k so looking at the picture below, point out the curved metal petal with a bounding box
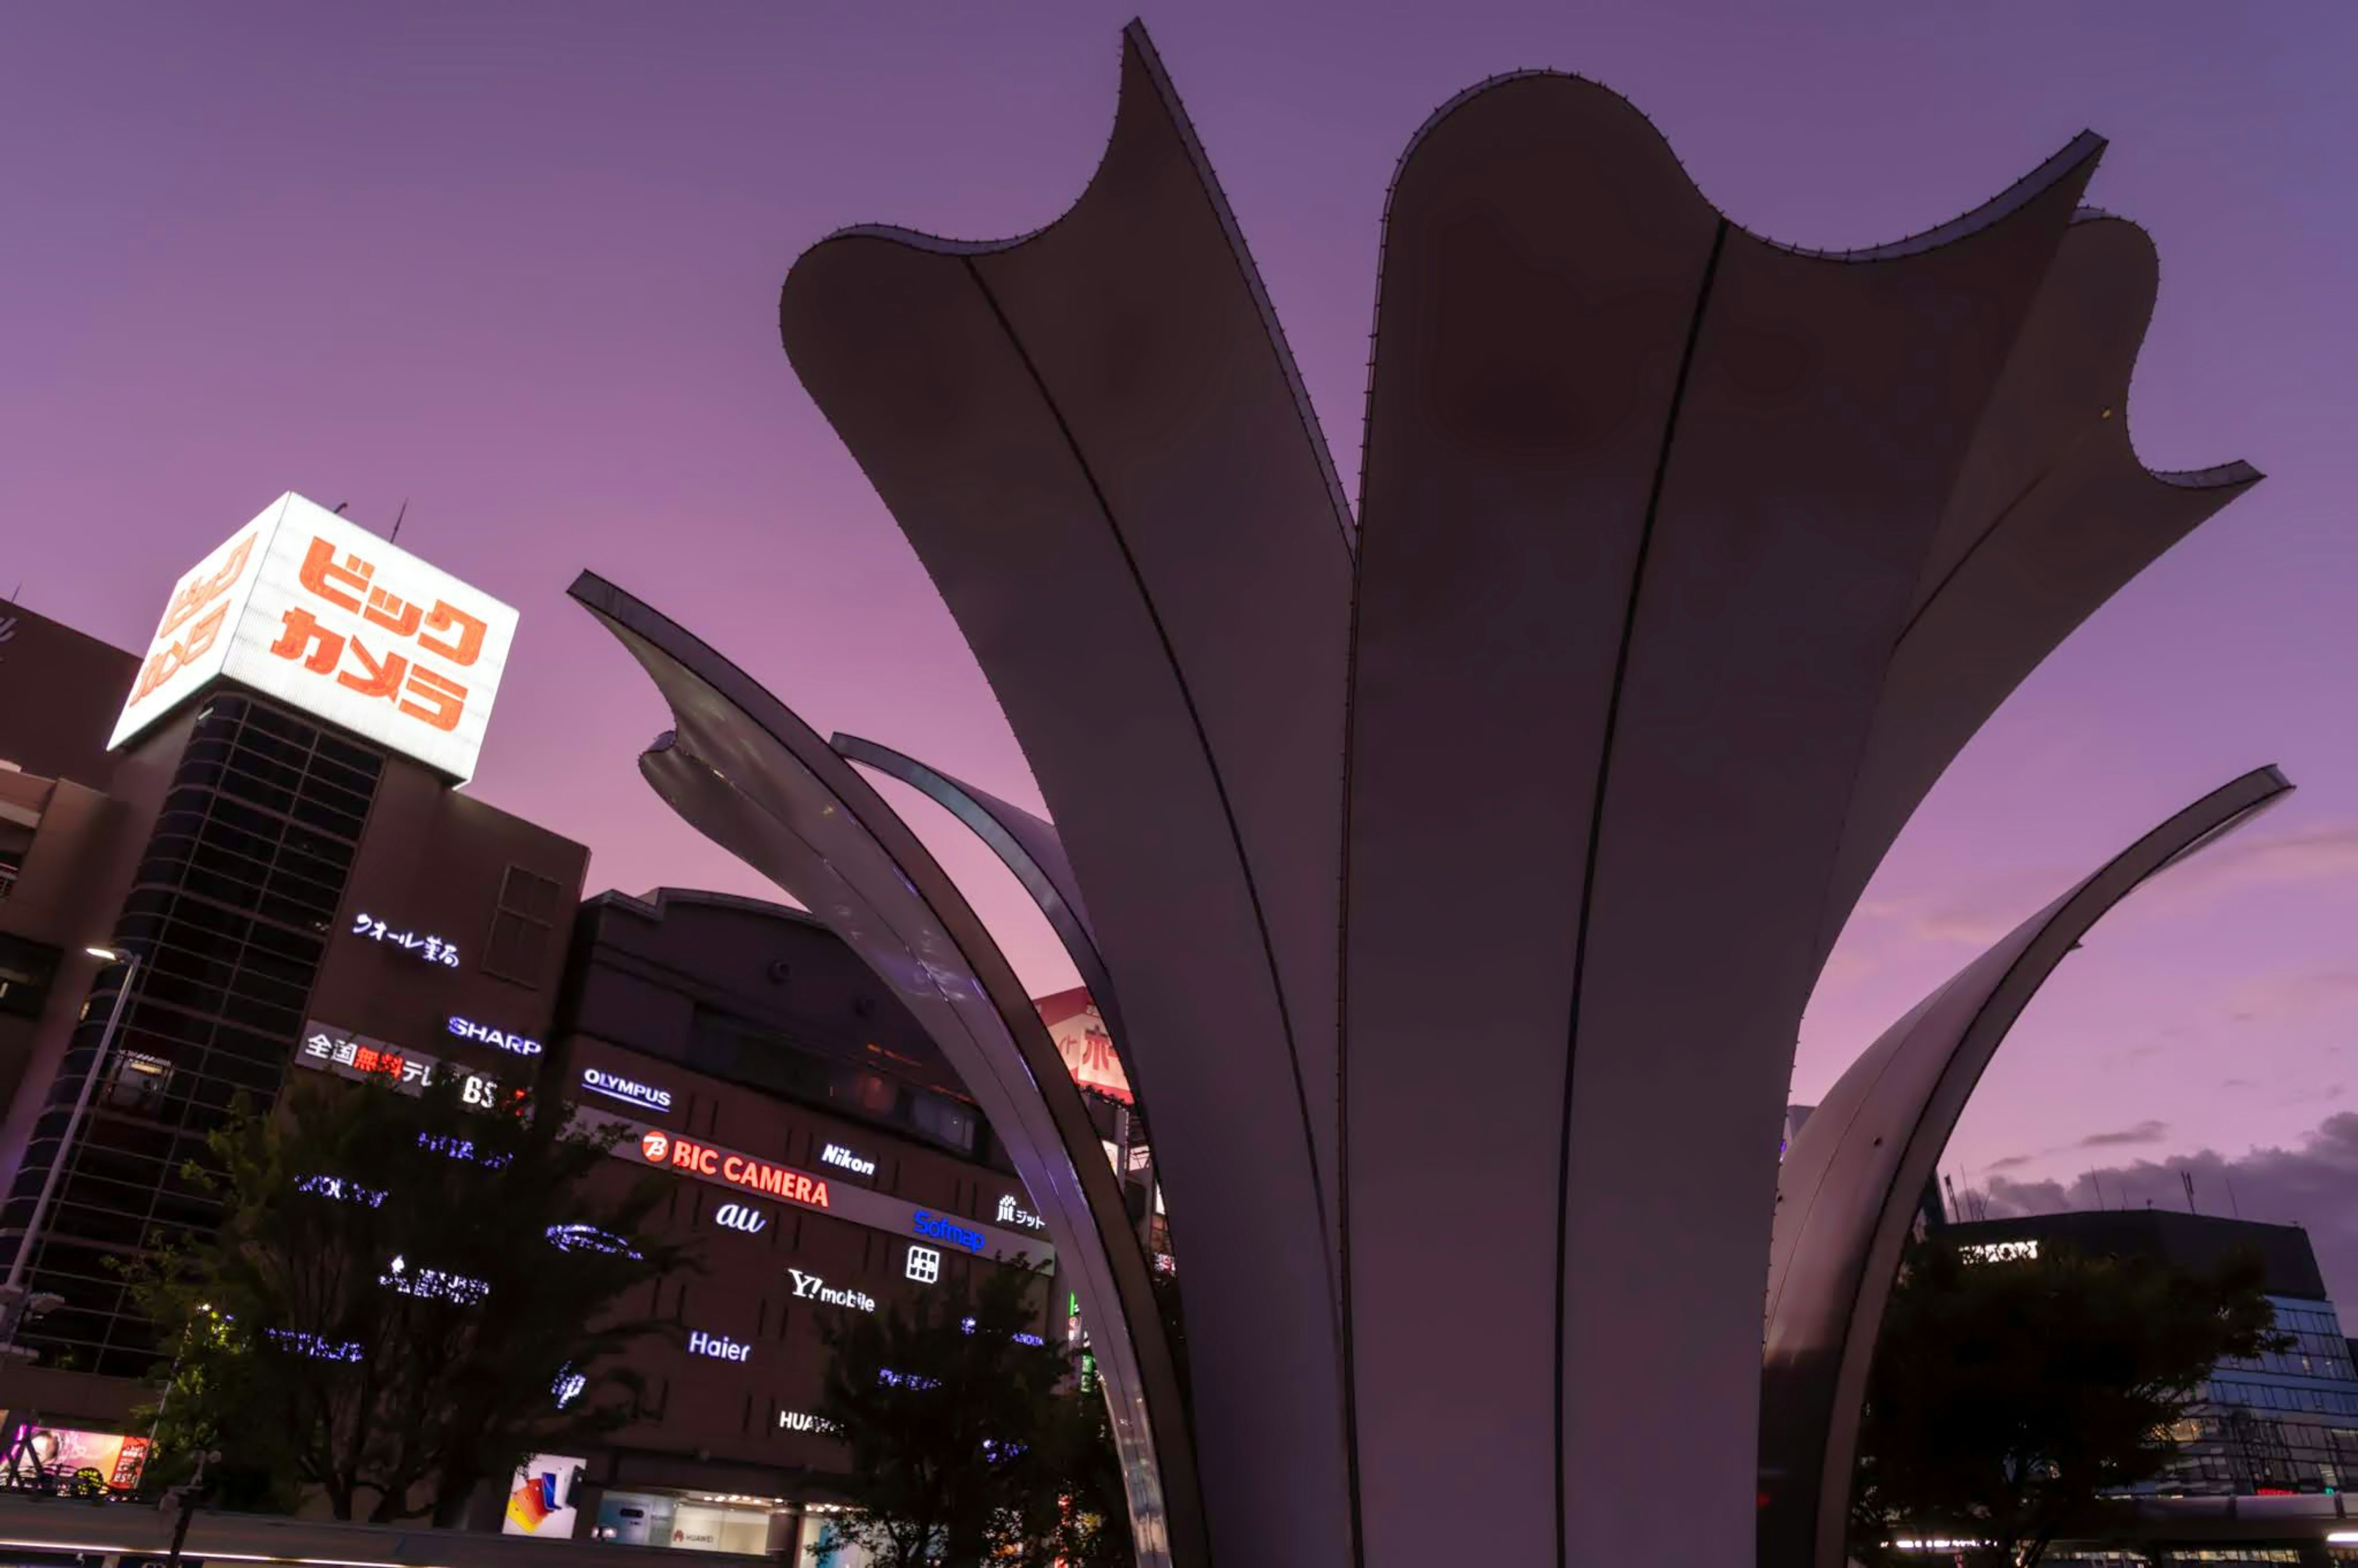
[1348,65,2125,1568]
[567,572,1204,1568]
[780,26,1355,1568]
[1762,764,2292,1568]
[831,732,1127,1055]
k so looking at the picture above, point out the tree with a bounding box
[1850,1235,2285,1568]
[125,1068,688,1523]
[811,1260,1129,1568]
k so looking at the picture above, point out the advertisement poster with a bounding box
[1035,988,1131,1104]
[504,1453,585,1539]
[9,1425,151,1491]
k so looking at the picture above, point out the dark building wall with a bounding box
[553,890,1055,1498]
[1945,1209,2328,1300]
[0,604,139,788]
[308,760,588,1069]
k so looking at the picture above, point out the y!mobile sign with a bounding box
[107,492,519,782]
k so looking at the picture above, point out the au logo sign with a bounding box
[715,1202,766,1235]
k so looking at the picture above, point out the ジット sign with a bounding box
[106,492,519,783]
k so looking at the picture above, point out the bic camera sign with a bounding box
[108,492,519,783]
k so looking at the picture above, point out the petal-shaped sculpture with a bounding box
[1762,764,2290,1568]
[566,572,1205,1568]
[782,26,1355,1568]
[774,24,2261,1568]
[832,732,1127,1054]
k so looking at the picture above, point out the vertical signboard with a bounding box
[109,492,519,782]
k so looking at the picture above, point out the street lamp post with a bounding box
[0,946,144,1331]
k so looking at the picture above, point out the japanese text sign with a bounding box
[107,493,519,782]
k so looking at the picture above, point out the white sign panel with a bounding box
[109,492,519,783]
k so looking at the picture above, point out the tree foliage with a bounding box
[124,1069,688,1523]
[812,1262,1132,1568]
[1850,1235,2286,1568]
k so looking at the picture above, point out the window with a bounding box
[0,934,60,1019]
[104,1054,173,1115]
[0,839,25,903]
[484,865,564,987]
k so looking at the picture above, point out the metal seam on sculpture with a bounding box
[1548,214,1729,1568]
[952,253,1347,1325]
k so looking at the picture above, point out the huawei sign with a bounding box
[108,493,519,783]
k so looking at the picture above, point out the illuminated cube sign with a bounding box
[108,492,519,783]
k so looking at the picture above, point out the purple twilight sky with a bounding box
[6,2,2356,1288]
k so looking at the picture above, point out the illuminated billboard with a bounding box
[107,492,519,782]
[1037,987,1132,1104]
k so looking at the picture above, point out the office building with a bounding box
[1942,1208,2358,1496]
[0,494,1129,1550]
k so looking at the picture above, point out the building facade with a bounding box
[0,498,1130,1553]
[1942,1209,2358,1497]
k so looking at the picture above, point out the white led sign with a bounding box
[714,1202,767,1235]
[777,1410,839,1435]
[788,1269,876,1313]
[355,915,461,968]
[995,1194,1046,1232]
[687,1329,752,1364]
[447,1015,540,1055]
[582,1066,673,1113]
[108,492,519,783]
[905,1245,941,1284]
[1959,1239,2039,1265]
[820,1143,877,1178]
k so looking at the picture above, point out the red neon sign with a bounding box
[637,1130,828,1211]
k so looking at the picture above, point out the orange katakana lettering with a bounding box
[417,601,486,666]
[362,586,423,637]
[397,666,467,732]
[336,638,407,700]
[267,608,343,674]
[131,600,234,702]
[158,534,255,639]
[298,535,374,612]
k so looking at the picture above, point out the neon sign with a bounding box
[789,1269,876,1312]
[352,914,462,967]
[687,1329,752,1364]
[995,1194,1046,1232]
[267,1329,363,1361]
[714,1203,766,1235]
[778,1410,839,1434]
[905,1245,941,1284]
[448,1015,541,1056]
[381,1254,489,1303]
[581,1066,671,1112]
[912,1210,986,1255]
[820,1143,877,1178]
[634,1130,830,1211]
[546,1224,641,1260]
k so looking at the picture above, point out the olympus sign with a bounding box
[445,1016,541,1057]
[714,1202,767,1235]
[789,1268,877,1313]
[580,1066,673,1113]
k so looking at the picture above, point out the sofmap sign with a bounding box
[107,492,519,783]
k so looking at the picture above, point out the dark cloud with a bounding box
[2078,1120,2171,1147]
[1984,1154,2034,1171]
[1980,1114,2358,1306]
